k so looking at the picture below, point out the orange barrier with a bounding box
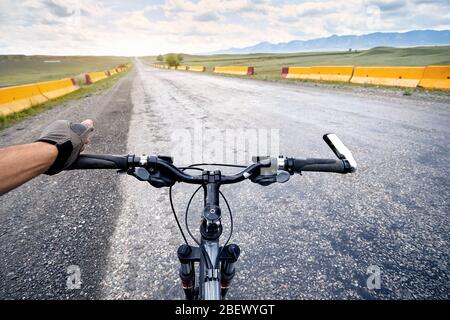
[188,66,206,72]
[85,71,108,84]
[350,67,425,88]
[0,78,79,116]
[282,66,354,82]
[213,66,254,75]
[418,66,450,90]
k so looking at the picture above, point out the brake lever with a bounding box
[250,156,290,186]
[251,170,290,186]
[127,155,176,188]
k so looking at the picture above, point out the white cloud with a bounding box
[0,0,448,55]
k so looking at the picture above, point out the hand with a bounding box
[37,119,94,175]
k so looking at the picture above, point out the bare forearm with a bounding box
[0,142,57,195]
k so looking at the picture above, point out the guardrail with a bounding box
[418,66,450,90]
[151,64,206,72]
[188,66,206,72]
[0,78,78,116]
[282,66,354,82]
[85,71,108,84]
[214,66,254,76]
[0,63,131,117]
[350,67,425,88]
[151,62,448,90]
[281,65,449,90]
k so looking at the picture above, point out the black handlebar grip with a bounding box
[292,158,347,173]
[67,154,128,170]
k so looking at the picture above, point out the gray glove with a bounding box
[37,120,94,175]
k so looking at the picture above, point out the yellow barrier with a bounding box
[85,71,108,84]
[188,66,206,72]
[0,84,45,116]
[350,67,425,88]
[153,64,166,69]
[0,78,79,116]
[37,78,78,100]
[0,63,130,116]
[214,66,254,75]
[176,65,188,71]
[418,66,450,90]
[283,67,312,79]
[283,66,354,82]
[310,66,354,82]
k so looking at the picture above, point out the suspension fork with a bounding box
[220,243,240,298]
[178,171,241,300]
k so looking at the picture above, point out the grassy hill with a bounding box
[142,45,450,81]
[0,55,131,87]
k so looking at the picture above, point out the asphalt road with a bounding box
[1,61,449,299]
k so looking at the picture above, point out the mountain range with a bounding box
[209,30,450,54]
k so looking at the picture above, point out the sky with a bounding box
[0,0,449,56]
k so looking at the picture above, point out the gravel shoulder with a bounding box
[0,70,136,299]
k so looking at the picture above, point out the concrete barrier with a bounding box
[0,78,79,116]
[37,78,79,100]
[0,63,130,116]
[310,66,354,82]
[214,66,254,75]
[283,67,312,79]
[85,71,108,84]
[176,65,188,71]
[0,84,45,116]
[188,66,206,72]
[418,66,450,90]
[350,67,425,88]
[283,66,354,82]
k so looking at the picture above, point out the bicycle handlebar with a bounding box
[285,158,347,173]
[67,134,357,184]
[69,154,128,170]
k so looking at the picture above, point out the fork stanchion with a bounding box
[220,244,241,298]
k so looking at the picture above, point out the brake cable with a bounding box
[188,163,247,169]
[185,185,214,270]
[169,163,241,270]
[169,186,189,245]
[168,166,209,246]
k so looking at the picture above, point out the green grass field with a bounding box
[142,46,450,81]
[0,55,131,87]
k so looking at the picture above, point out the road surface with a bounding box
[1,60,449,299]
